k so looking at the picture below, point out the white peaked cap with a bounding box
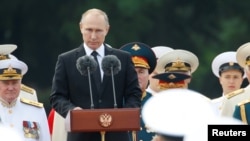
[151,46,174,59]
[236,42,250,67]
[0,44,18,60]
[212,51,245,78]
[155,49,199,73]
[8,54,18,60]
[0,44,17,55]
[0,59,28,80]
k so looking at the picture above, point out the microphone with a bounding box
[76,55,97,76]
[102,55,121,108]
[76,55,97,109]
[102,55,121,75]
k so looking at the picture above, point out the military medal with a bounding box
[23,121,40,139]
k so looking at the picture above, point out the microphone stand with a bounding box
[100,65,118,141]
[87,66,94,109]
[111,66,117,108]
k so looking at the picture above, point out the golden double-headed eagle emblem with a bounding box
[99,113,113,127]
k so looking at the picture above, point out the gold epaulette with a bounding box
[21,84,35,94]
[225,88,244,99]
[20,98,43,108]
[237,99,250,106]
[141,91,147,100]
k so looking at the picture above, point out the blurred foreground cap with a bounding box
[120,42,156,74]
[151,46,174,59]
[0,59,28,80]
[236,42,250,67]
[212,51,244,78]
[184,116,244,141]
[142,89,215,138]
[155,49,199,74]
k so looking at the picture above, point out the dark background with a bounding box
[1,0,249,114]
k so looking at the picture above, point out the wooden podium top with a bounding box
[69,108,140,132]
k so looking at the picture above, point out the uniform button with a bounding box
[99,99,102,103]
[8,109,12,114]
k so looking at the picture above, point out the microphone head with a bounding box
[102,55,121,76]
[76,55,97,76]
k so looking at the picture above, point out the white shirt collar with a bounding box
[83,43,105,57]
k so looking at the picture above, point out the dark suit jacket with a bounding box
[50,44,142,141]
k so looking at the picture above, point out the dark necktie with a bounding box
[91,51,102,91]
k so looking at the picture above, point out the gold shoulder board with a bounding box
[226,88,244,99]
[237,99,250,106]
[20,98,43,108]
[21,84,35,94]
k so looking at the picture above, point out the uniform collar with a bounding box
[0,97,17,108]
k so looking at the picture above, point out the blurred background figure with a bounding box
[221,42,250,117]
[154,49,199,89]
[142,89,215,141]
[120,42,157,141]
[211,51,245,115]
[146,46,174,94]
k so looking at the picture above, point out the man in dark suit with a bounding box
[49,8,142,141]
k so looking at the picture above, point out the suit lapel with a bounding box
[75,44,86,59]
[75,44,102,97]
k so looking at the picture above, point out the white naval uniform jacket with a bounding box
[0,97,50,141]
[211,95,225,115]
[221,85,250,117]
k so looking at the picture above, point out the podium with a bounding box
[66,108,140,141]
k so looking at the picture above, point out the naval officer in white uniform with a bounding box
[211,51,245,115]
[0,44,38,102]
[0,58,50,141]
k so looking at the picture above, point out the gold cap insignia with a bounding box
[0,65,22,80]
[229,62,234,66]
[0,55,9,60]
[165,59,191,72]
[246,56,250,66]
[131,44,141,51]
[168,74,176,79]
